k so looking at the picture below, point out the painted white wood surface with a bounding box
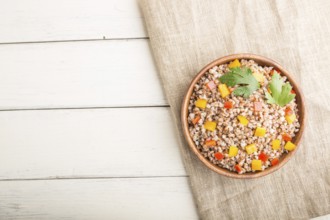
[0,40,167,109]
[0,108,186,180]
[0,0,146,43]
[0,177,198,220]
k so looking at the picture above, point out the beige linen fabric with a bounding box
[139,0,330,219]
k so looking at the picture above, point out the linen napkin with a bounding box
[139,0,330,219]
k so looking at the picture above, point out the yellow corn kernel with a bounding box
[218,84,230,98]
[245,144,257,154]
[237,115,249,126]
[228,146,238,157]
[228,59,241,68]
[267,87,272,94]
[254,127,266,137]
[251,160,262,171]
[195,99,207,109]
[272,139,281,150]
[285,113,296,124]
[284,141,296,151]
[252,72,265,83]
[204,121,217,132]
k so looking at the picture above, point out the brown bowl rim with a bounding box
[181,53,306,179]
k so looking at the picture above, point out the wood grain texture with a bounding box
[0,177,198,220]
[0,0,147,43]
[0,108,186,180]
[0,39,167,109]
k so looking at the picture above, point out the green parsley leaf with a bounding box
[265,72,295,107]
[219,67,260,98]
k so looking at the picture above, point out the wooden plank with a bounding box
[0,177,326,220]
[0,0,146,43]
[0,39,167,109]
[0,177,198,219]
[0,108,186,180]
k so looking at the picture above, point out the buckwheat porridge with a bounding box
[188,59,300,174]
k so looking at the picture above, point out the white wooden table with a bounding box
[0,1,328,219]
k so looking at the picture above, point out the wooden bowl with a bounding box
[181,54,305,179]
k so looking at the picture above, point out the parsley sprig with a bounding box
[219,67,260,98]
[265,72,295,106]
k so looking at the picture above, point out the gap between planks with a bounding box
[0,105,170,112]
[0,175,189,182]
[0,37,149,46]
